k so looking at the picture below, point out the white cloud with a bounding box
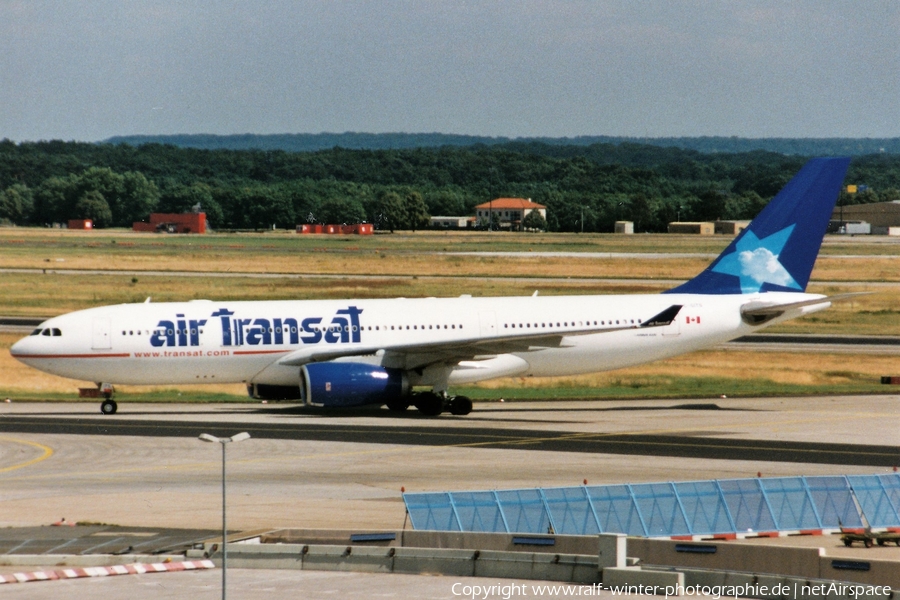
[738,248,795,287]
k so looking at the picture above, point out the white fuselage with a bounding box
[10,292,826,388]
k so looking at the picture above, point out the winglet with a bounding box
[665,157,850,295]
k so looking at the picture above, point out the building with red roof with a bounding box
[473,198,546,231]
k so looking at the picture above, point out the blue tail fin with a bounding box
[665,157,850,295]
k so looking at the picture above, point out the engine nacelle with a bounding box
[247,383,303,400]
[300,362,409,408]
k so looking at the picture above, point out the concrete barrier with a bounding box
[400,530,599,556]
[301,545,393,573]
[391,547,476,577]
[189,530,900,594]
[818,556,900,589]
[198,542,601,582]
[599,533,627,569]
[261,529,400,547]
[629,538,824,579]
[602,567,684,594]
[628,538,900,590]
[472,550,598,583]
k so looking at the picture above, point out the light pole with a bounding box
[488,166,498,232]
[199,432,250,600]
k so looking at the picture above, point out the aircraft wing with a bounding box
[277,305,682,369]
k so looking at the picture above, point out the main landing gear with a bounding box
[386,392,473,417]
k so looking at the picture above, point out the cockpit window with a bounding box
[30,328,61,337]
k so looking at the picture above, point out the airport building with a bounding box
[667,221,715,235]
[430,216,473,229]
[831,200,900,235]
[474,198,547,231]
[715,220,751,235]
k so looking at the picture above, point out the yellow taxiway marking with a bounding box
[0,437,53,473]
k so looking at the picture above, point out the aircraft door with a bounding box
[92,318,112,349]
[479,311,497,337]
[661,313,682,337]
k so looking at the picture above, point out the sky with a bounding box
[2,1,899,142]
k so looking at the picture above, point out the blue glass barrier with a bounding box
[403,475,894,538]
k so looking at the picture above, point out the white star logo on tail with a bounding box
[712,225,800,293]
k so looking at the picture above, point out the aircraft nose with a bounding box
[10,333,39,360]
[10,336,29,357]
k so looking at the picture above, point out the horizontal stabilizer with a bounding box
[740,292,867,325]
[741,293,867,318]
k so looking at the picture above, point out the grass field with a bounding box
[1,229,899,279]
[2,227,898,403]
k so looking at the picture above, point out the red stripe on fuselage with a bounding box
[12,353,131,359]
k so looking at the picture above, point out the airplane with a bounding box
[11,157,851,417]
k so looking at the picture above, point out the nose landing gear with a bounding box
[98,383,116,415]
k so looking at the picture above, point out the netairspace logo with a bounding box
[449,581,894,599]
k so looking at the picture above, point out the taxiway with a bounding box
[0,396,897,533]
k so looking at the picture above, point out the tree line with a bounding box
[1,138,898,232]
[106,132,900,156]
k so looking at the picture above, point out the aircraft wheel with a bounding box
[386,399,410,412]
[449,396,473,416]
[100,399,118,415]
[414,393,443,416]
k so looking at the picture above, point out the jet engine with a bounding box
[300,362,409,408]
[247,383,304,400]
